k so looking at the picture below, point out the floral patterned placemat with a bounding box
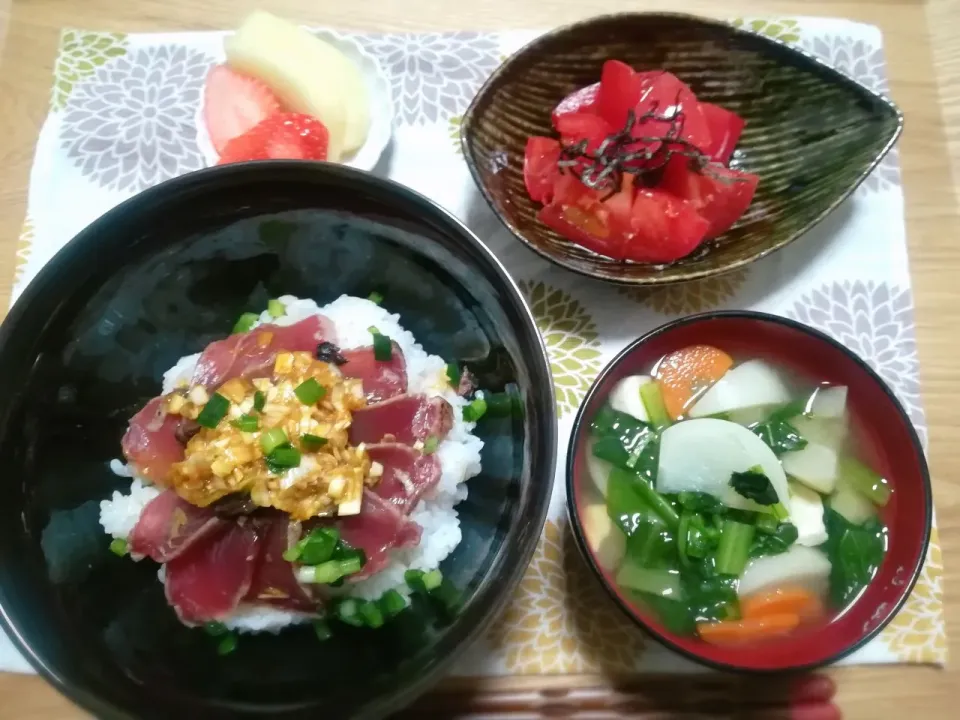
[0,15,945,676]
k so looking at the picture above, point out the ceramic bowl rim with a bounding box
[460,11,905,287]
[564,309,932,674]
[0,160,559,718]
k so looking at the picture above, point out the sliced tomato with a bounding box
[552,82,600,125]
[622,188,710,263]
[523,136,562,204]
[596,60,644,131]
[537,173,637,260]
[660,155,759,239]
[626,72,712,158]
[555,111,613,150]
[699,102,745,164]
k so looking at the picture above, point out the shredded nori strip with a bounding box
[316,341,348,366]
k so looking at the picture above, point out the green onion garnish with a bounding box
[267,298,285,318]
[359,600,384,628]
[253,390,266,413]
[422,569,443,591]
[267,445,301,470]
[367,325,379,334]
[462,397,487,422]
[379,589,407,617]
[367,291,383,305]
[432,577,462,613]
[231,414,259,432]
[203,621,228,637]
[232,312,259,334]
[423,436,439,454]
[336,598,364,627]
[285,528,340,565]
[301,433,328,451]
[217,633,238,656]
[313,619,333,641]
[294,377,326,405]
[369,329,392,361]
[446,362,460,386]
[109,538,127,556]
[196,393,230,429]
[404,569,426,592]
[260,427,288,455]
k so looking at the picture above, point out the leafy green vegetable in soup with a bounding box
[584,352,892,647]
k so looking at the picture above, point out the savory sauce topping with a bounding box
[164,350,379,520]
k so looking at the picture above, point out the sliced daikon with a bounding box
[657,418,791,513]
[829,483,876,526]
[788,414,847,450]
[738,545,831,599]
[788,480,828,547]
[807,385,848,418]
[782,442,838,494]
[608,375,651,423]
[581,502,626,571]
[688,360,791,418]
[225,11,370,161]
[727,406,774,427]
[585,451,614,497]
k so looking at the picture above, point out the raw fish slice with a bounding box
[129,489,227,563]
[367,443,441,514]
[349,394,453,446]
[244,514,317,612]
[339,341,407,402]
[164,520,261,624]
[121,397,189,483]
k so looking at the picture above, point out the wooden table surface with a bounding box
[0,0,957,717]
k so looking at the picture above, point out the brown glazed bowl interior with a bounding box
[461,13,903,285]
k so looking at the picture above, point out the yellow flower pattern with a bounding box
[52,31,127,111]
[731,18,802,44]
[14,218,34,287]
[519,281,603,417]
[620,269,748,315]
[880,527,947,663]
[448,115,462,155]
[489,519,644,673]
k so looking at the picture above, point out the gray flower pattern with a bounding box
[350,32,500,125]
[788,281,927,448]
[804,35,900,192]
[60,45,211,193]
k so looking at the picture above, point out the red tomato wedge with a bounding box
[552,82,600,125]
[660,155,759,239]
[554,112,613,150]
[622,189,710,263]
[629,72,712,159]
[699,102,746,164]
[523,137,563,204]
[596,60,644,131]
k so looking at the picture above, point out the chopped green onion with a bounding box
[446,362,460,386]
[253,390,266,413]
[267,445,301,470]
[462,397,487,422]
[404,569,426,592]
[302,556,362,584]
[294,377,326,405]
[306,529,341,565]
[336,599,364,627]
[217,633,238,655]
[232,312,259,334]
[196,393,230,429]
[485,391,521,417]
[301,433,328,451]
[423,436,439,454]
[367,291,383,305]
[372,332,392,361]
[379,589,407,617]
[367,325,379,334]
[422,569,443,591]
[260,427,289,455]
[231,414,259,432]
[313,619,333,641]
[109,538,128,556]
[359,600,384,628]
[203,621,228,637]
[335,546,366,568]
[267,298,285,317]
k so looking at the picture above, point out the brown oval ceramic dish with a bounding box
[460,13,903,285]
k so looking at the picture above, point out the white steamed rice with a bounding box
[99,295,484,633]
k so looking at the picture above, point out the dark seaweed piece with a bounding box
[174,419,200,444]
[209,493,258,518]
[316,341,348,366]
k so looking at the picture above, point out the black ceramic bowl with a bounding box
[0,162,557,719]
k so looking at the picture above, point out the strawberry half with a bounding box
[203,65,281,155]
[218,113,330,164]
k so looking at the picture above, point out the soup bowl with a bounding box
[0,162,557,718]
[566,311,931,672]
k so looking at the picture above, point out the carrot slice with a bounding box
[654,345,733,419]
[696,613,801,646]
[740,586,825,621]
